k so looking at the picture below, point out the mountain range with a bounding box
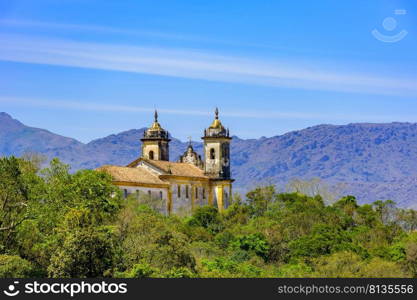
[1,111,417,208]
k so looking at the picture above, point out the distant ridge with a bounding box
[1,112,417,208]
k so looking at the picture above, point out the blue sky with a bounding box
[0,0,416,143]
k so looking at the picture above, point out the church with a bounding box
[97,108,233,214]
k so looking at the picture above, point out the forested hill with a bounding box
[2,112,417,208]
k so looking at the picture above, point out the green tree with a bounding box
[373,200,397,225]
[333,196,358,217]
[288,224,358,259]
[230,233,270,261]
[70,169,122,224]
[405,240,417,276]
[48,225,118,278]
[0,255,36,278]
[15,159,122,276]
[246,185,276,217]
[0,156,30,252]
[116,262,158,278]
[188,206,223,233]
[145,229,196,272]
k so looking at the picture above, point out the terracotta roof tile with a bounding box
[97,165,168,185]
[143,159,208,178]
[127,157,208,178]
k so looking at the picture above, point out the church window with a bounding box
[195,187,198,199]
[210,148,215,159]
[160,191,163,200]
[177,185,181,197]
[202,188,206,199]
[149,150,154,160]
[186,185,189,198]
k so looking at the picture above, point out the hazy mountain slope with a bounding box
[232,123,417,183]
[0,112,84,161]
[1,112,417,207]
[229,123,417,208]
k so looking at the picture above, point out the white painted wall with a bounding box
[117,182,228,214]
[119,185,167,200]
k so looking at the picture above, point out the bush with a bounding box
[288,224,356,259]
[360,258,408,277]
[188,206,223,233]
[162,267,195,278]
[313,252,364,277]
[48,227,117,278]
[122,263,157,278]
[215,231,235,249]
[277,262,313,278]
[230,233,270,261]
[0,255,35,278]
[145,230,196,272]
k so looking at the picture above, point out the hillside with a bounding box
[0,112,85,164]
[230,123,417,208]
[1,112,417,207]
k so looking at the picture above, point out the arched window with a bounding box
[177,185,181,197]
[195,187,198,199]
[202,188,206,199]
[186,185,189,199]
[149,150,154,160]
[160,191,163,200]
[210,148,215,159]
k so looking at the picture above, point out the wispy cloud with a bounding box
[0,96,414,123]
[0,18,203,42]
[0,32,416,96]
[0,18,298,51]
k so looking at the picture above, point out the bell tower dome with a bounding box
[202,108,231,178]
[141,110,170,161]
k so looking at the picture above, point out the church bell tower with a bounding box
[202,108,231,179]
[141,110,170,161]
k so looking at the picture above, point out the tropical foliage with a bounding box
[1,156,417,278]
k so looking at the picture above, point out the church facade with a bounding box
[98,108,233,214]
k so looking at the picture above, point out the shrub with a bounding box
[0,255,35,278]
[188,206,223,233]
[230,233,270,261]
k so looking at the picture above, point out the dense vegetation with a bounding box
[1,155,417,278]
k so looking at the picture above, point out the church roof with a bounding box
[127,158,207,178]
[97,165,168,185]
[145,159,207,178]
